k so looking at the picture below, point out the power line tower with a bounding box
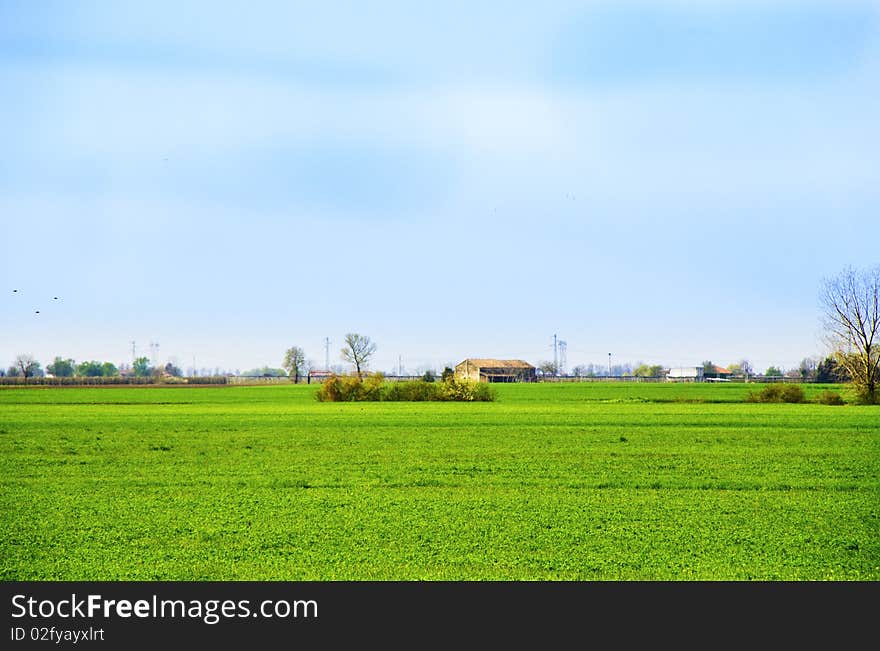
[553,334,558,376]
[149,341,159,366]
[324,337,330,371]
[558,340,567,376]
[130,341,136,363]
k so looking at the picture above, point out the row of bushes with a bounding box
[315,374,496,402]
[745,385,846,405]
[0,376,228,386]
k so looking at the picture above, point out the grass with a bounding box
[1,382,877,580]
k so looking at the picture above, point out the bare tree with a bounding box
[15,354,40,383]
[283,346,306,383]
[821,264,880,403]
[341,333,377,378]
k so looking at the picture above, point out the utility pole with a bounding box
[608,352,612,377]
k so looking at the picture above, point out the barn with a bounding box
[454,359,537,383]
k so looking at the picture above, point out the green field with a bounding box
[1,382,878,580]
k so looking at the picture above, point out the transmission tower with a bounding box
[324,337,330,371]
[558,340,567,375]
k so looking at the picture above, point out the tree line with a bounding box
[1,355,182,381]
[536,357,849,381]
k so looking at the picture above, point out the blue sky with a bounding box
[2,0,879,375]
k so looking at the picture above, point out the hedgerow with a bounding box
[315,374,496,402]
[745,384,806,404]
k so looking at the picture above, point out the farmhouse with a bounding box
[704,365,732,381]
[455,359,537,383]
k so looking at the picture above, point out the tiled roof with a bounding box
[456,359,535,369]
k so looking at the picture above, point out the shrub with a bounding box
[779,385,806,403]
[814,390,845,406]
[315,375,496,402]
[745,384,806,404]
[848,383,879,405]
[383,380,441,401]
[361,373,385,401]
[438,378,496,402]
[315,374,369,402]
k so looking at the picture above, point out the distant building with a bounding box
[307,370,334,384]
[455,359,537,383]
[667,366,704,382]
[704,365,732,381]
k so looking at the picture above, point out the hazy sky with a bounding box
[2,0,879,375]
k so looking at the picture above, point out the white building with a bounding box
[666,366,704,382]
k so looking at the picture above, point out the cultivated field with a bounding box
[1,382,877,580]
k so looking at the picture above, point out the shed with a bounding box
[666,366,704,382]
[455,359,537,383]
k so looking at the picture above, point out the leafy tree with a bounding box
[283,346,307,383]
[422,369,436,382]
[76,361,105,377]
[164,362,182,377]
[633,364,662,378]
[538,360,559,376]
[701,360,715,377]
[816,356,849,383]
[765,366,783,377]
[728,360,754,379]
[101,362,119,377]
[47,357,76,377]
[440,367,454,382]
[133,356,151,377]
[341,333,377,378]
[821,264,880,404]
